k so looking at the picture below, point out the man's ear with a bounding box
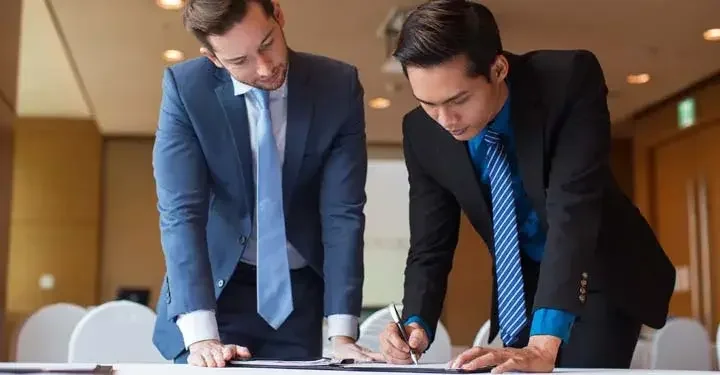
[200,47,222,68]
[271,0,285,27]
[492,55,509,83]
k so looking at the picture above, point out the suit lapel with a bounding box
[283,51,313,211]
[434,129,494,241]
[215,73,255,210]
[506,53,548,225]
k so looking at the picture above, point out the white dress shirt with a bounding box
[175,75,358,348]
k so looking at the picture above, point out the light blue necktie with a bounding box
[252,88,294,329]
[484,129,527,345]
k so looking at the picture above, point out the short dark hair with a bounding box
[182,0,275,50]
[393,0,503,79]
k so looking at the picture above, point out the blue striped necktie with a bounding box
[251,88,294,329]
[484,129,527,345]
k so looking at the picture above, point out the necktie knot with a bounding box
[484,129,502,145]
[252,88,270,110]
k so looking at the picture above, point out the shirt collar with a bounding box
[231,74,288,99]
[487,92,511,136]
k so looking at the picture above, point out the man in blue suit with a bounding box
[151,0,372,367]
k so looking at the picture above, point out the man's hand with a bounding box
[450,335,560,374]
[331,336,383,362]
[187,339,251,367]
[379,322,429,364]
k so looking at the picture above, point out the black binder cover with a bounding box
[0,365,113,374]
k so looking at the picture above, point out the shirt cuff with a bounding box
[176,310,220,349]
[529,308,576,343]
[326,314,359,340]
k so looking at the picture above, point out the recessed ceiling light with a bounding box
[163,49,185,62]
[368,97,391,109]
[156,0,184,10]
[703,28,720,41]
[626,73,650,85]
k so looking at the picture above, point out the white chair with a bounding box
[68,300,169,364]
[357,305,452,363]
[650,317,712,370]
[716,324,720,369]
[472,320,503,348]
[15,303,88,362]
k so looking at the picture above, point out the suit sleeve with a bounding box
[153,68,216,321]
[320,67,367,331]
[533,50,612,316]
[401,118,461,338]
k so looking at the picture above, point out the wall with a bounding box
[4,118,102,357]
[99,138,163,306]
[0,0,22,361]
[629,74,720,220]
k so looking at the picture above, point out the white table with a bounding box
[2,363,719,375]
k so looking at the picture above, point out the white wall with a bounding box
[362,159,410,307]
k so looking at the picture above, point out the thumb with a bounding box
[407,327,428,351]
[236,346,252,359]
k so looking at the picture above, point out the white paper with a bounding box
[343,362,451,370]
[230,358,340,367]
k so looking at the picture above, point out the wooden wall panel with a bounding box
[5,118,102,357]
[0,0,21,109]
[0,96,15,362]
[0,0,22,361]
[100,138,164,307]
[630,75,720,220]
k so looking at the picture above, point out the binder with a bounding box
[0,364,113,374]
[229,358,493,373]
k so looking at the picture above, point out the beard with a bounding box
[251,63,288,91]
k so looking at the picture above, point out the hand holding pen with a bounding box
[378,303,429,365]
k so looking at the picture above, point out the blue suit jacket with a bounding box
[151,51,367,360]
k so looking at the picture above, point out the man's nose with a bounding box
[256,55,273,77]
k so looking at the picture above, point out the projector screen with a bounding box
[362,159,410,307]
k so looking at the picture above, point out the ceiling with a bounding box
[15,0,720,142]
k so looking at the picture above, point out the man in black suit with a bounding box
[377,0,675,372]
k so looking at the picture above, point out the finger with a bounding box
[381,337,413,363]
[235,345,252,359]
[222,346,235,361]
[350,351,373,362]
[364,351,385,362]
[462,352,504,371]
[491,358,521,374]
[212,347,227,367]
[202,351,222,368]
[187,353,207,367]
[451,347,487,368]
[386,328,410,353]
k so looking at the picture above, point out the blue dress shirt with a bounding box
[406,93,575,346]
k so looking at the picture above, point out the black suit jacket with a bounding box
[400,49,675,341]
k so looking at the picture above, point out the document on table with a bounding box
[230,359,492,373]
[230,358,349,368]
[342,362,493,373]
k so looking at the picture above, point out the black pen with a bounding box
[389,303,419,365]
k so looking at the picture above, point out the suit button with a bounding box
[238,236,247,245]
[580,287,587,294]
[579,295,586,303]
[165,294,171,303]
[581,272,588,279]
[217,279,225,288]
[580,279,588,287]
